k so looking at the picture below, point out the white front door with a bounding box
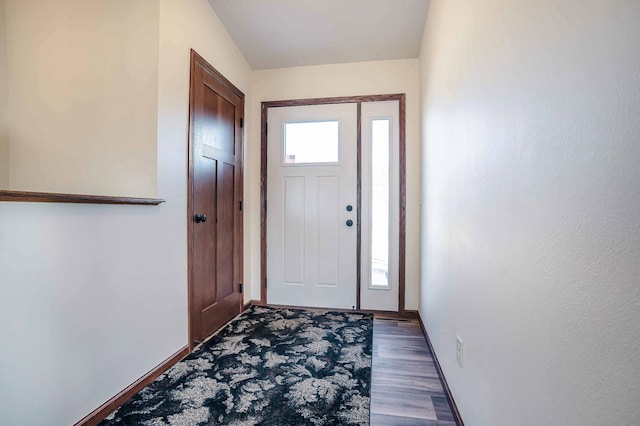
[266,103,358,309]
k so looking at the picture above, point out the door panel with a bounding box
[266,103,357,309]
[195,157,217,311]
[189,51,244,345]
[216,161,235,301]
[283,176,305,284]
[203,85,235,155]
[317,176,340,286]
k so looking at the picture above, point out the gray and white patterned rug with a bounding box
[100,305,373,425]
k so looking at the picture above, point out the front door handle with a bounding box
[195,213,207,223]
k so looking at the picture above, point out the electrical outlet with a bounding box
[456,336,463,368]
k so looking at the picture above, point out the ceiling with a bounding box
[208,0,430,70]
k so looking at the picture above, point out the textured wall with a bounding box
[419,0,640,425]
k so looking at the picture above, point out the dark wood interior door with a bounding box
[188,50,244,347]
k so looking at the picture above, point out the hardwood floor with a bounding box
[371,318,457,426]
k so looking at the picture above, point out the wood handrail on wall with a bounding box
[0,190,165,205]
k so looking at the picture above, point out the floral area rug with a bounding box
[100,305,373,425]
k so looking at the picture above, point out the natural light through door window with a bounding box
[371,119,390,287]
[284,121,339,164]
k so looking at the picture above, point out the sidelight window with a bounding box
[370,119,390,288]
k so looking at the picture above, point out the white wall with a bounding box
[4,0,160,197]
[0,0,8,187]
[419,1,640,425]
[250,59,421,310]
[0,1,251,424]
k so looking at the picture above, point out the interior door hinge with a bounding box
[239,200,243,211]
[264,278,267,289]
[240,117,244,128]
[239,283,244,294]
[265,123,268,133]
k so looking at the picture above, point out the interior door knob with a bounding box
[195,213,207,223]
[346,219,354,227]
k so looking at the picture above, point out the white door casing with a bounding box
[266,103,358,309]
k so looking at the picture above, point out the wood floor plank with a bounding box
[370,318,457,426]
[370,413,457,426]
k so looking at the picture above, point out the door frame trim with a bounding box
[260,94,406,315]
[187,50,245,351]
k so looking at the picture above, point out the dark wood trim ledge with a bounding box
[74,345,189,426]
[0,190,165,205]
